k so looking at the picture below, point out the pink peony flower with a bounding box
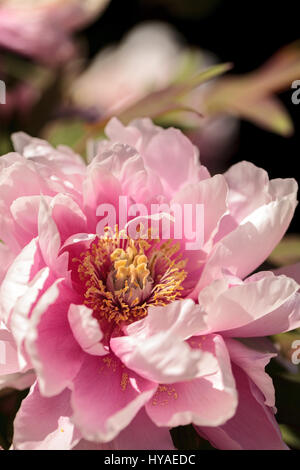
[0,0,110,65]
[0,118,299,450]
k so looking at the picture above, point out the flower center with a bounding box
[75,228,187,325]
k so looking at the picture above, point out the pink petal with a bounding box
[71,354,157,442]
[50,194,87,245]
[9,267,53,369]
[171,174,228,245]
[0,238,43,324]
[143,127,201,196]
[111,301,217,384]
[10,195,51,248]
[25,280,84,396]
[0,325,35,390]
[38,198,62,272]
[197,365,288,450]
[105,118,210,196]
[105,117,142,149]
[0,155,49,212]
[199,273,300,337]
[68,304,107,356]
[195,189,298,291]
[73,409,174,450]
[225,338,276,406]
[83,160,122,232]
[125,299,207,340]
[0,242,15,284]
[13,382,80,450]
[91,139,163,204]
[224,161,271,222]
[146,334,237,427]
[12,132,86,177]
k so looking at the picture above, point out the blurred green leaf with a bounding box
[85,62,231,134]
[42,119,87,150]
[280,424,300,449]
[236,97,293,136]
[116,62,232,124]
[204,41,300,136]
[268,235,300,267]
[43,118,108,160]
[0,132,13,155]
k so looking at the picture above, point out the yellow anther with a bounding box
[75,227,187,325]
[135,254,148,266]
[111,248,126,261]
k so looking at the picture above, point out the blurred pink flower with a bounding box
[0,0,110,65]
[71,22,239,169]
[0,118,299,449]
[72,22,187,115]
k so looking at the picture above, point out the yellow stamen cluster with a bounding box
[74,227,187,325]
[111,245,150,291]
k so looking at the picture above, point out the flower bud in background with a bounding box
[0,0,110,65]
[70,22,239,171]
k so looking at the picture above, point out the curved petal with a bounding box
[197,365,288,450]
[124,299,207,341]
[143,127,201,196]
[83,159,122,232]
[38,197,68,276]
[145,334,237,428]
[104,117,144,150]
[225,338,276,407]
[0,242,16,284]
[50,194,87,245]
[13,382,80,450]
[68,304,107,356]
[224,161,271,222]
[9,267,53,369]
[0,238,43,324]
[0,326,35,390]
[105,118,208,198]
[198,273,300,337]
[12,132,86,177]
[91,139,163,204]
[195,192,298,292]
[70,354,157,442]
[111,301,217,384]
[171,174,228,246]
[73,408,174,450]
[25,280,84,396]
[10,195,51,248]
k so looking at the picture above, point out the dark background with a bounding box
[81,0,300,230]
